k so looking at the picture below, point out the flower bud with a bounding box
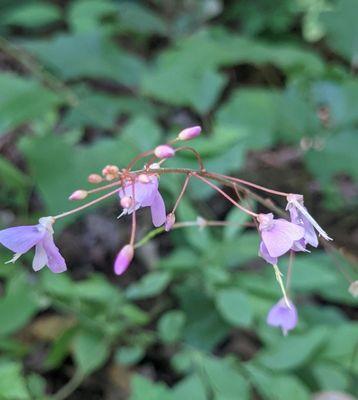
[154,144,175,159]
[348,280,358,297]
[114,244,134,275]
[102,165,119,181]
[178,126,201,141]
[69,190,88,201]
[120,196,133,209]
[165,213,176,231]
[88,174,103,184]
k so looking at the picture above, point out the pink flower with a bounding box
[118,175,166,227]
[286,194,332,246]
[154,145,175,159]
[114,244,134,275]
[258,213,304,264]
[178,126,201,141]
[267,298,298,335]
[0,217,66,273]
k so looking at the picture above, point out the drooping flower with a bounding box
[178,126,201,141]
[118,174,166,227]
[286,194,332,245]
[258,213,305,263]
[267,298,298,335]
[0,217,66,273]
[154,145,175,159]
[114,244,134,275]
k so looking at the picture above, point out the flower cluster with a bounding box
[0,124,335,335]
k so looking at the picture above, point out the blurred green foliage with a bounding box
[0,0,357,399]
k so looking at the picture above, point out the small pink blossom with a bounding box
[118,175,166,227]
[267,298,298,335]
[258,213,304,263]
[154,145,175,159]
[114,244,134,275]
[0,217,66,273]
[178,126,201,141]
[88,174,103,184]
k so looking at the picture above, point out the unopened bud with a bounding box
[114,244,134,275]
[165,213,176,231]
[88,174,103,184]
[120,196,133,209]
[138,174,151,183]
[69,190,88,201]
[348,281,358,297]
[154,144,175,159]
[178,125,201,141]
[102,165,120,181]
[149,163,160,170]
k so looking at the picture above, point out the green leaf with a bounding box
[0,361,30,399]
[224,199,255,239]
[0,274,40,336]
[215,288,253,327]
[72,330,110,375]
[125,271,171,300]
[115,346,145,366]
[172,374,207,400]
[2,2,61,28]
[158,310,186,343]
[320,0,358,60]
[129,375,172,400]
[23,32,145,87]
[202,357,250,400]
[0,72,62,132]
[311,362,350,391]
[257,328,328,371]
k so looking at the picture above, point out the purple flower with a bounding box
[0,217,66,273]
[286,194,332,246]
[267,298,298,335]
[257,213,305,263]
[178,126,201,141]
[118,174,166,227]
[114,244,134,275]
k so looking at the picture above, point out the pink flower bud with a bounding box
[165,213,176,231]
[114,244,134,275]
[69,190,88,201]
[154,144,175,159]
[88,174,103,184]
[102,165,119,181]
[120,196,133,209]
[138,174,151,183]
[178,126,201,141]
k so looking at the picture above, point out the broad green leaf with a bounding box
[158,310,186,343]
[257,328,328,371]
[312,362,350,391]
[0,361,30,399]
[125,271,171,300]
[215,288,253,327]
[129,375,172,400]
[202,357,250,400]
[23,33,145,87]
[0,72,62,132]
[320,0,358,60]
[115,346,145,366]
[172,374,207,400]
[72,329,110,375]
[2,2,61,28]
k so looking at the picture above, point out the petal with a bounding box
[262,220,304,257]
[119,177,158,212]
[302,216,319,247]
[267,300,298,333]
[150,191,166,227]
[114,245,134,275]
[0,225,45,254]
[32,243,48,271]
[42,234,67,273]
[259,242,277,265]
